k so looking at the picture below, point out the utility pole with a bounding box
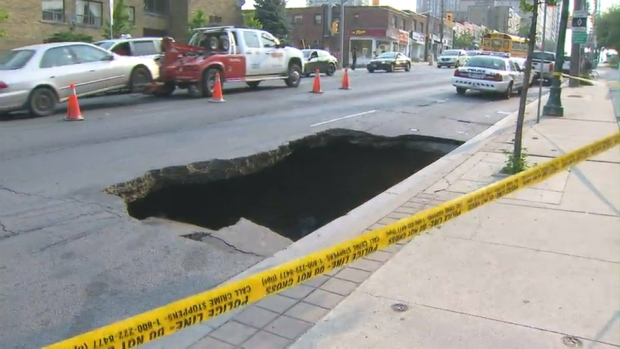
[542,0,570,116]
[439,0,445,55]
[340,0,346,67]
[569,0,585,87]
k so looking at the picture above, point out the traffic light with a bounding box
[331,19,340,34]
[446,12,453,21]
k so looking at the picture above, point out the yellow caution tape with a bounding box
[43,133,620,349]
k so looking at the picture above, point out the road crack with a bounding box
[185,232,263,257]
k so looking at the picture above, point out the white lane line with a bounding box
[310,110,377,127]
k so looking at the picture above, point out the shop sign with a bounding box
[350,28,387,37]
[410,31,425,42]
[398,30,409,44]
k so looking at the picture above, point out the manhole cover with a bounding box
[561,336,582,347]
[567,95,582,98]
[391,303,409,312]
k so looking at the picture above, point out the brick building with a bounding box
[286,6,453,66]
[1,0,244,52]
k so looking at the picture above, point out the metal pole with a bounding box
[340,0,345,67]
[536,1,548,123]
[439,0,445,55]
[542,0,570,116]
[569,0,584,87]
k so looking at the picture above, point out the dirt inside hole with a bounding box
[106,130,462,242]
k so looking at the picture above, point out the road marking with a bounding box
[497,111,511,115]
[310,110,376,127]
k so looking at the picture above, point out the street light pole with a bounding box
[542,0,570,116]
[536,1,548,123]
[340,0,346,67]
[439,0,445,55]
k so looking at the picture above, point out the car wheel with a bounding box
[246,81,261,89]
[503,82,513,99]
[368,69,374,73]
[326,63,336,76]
[455,61,460,68]
[388,63,395,72]
[153,82,176,97]
[437,65,441,68]
[129,66,152,93]
[456,87,467,95]
[199,68,220,98]
[285,63,301,88]
[405,63,411,72]
[28,87,57,117]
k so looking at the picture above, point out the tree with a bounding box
[254,0,289,39]
[44,31,94,43]
[0,9,8,38]
[595,6,619,53]
[243,11,263,29]
[453,31,475,49]
[102,0,134,39]
[187,9,208,41]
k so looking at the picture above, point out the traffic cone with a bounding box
[339,68,351,90]
[310,69,323,94]
[65,84,84,121]
[209,73,225,103]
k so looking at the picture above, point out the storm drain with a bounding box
[104,129,462,242]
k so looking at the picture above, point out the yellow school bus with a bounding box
[481,32,528,58]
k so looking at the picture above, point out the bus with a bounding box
[481,32,528,58]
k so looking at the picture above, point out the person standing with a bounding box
[351,47,357,70]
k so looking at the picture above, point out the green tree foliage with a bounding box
[453,31,475,49]
[44,31,94,43]
[102,0,134,39]
[187,9,208,41]
[254,0,289,39]
[595,6,619,52]
[243,11,263,29]
[0,9,8,38]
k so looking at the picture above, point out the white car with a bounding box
[437,49,469,68]
[452,55,525,99]
[94,37,166,61]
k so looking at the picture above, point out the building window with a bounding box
[144,0,168,16]
[391,15,396,27]
[413,19,417,31]
[42,0,64,23]
[209,15,222,23]
[126,6,135,24]
[293,15,303,24]
[76,0,103,27]
[314,14,322,25]
[419,22,424,32]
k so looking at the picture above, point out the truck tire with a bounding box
[201,68,221,98]
[285,63,302,88]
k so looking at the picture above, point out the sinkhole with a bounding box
[105,129,462,242]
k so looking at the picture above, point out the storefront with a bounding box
[409,31,425,61]
[349,28,403,67]
[395,30,411,56]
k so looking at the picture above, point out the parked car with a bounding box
[531,50,556,85]
[562,56,570,74]
[301,49,338,76]
[512,57,535,86]
[452,55,526,99]
[367,51,411,73]
[0,42,159,117]
[437,49,469,68]
[94,37,166,61]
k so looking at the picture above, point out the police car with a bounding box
[94,35,166,60]
[452,55,526,99]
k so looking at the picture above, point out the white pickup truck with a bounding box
[531,50,556,85]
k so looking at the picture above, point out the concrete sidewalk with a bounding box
[288,84,620,347]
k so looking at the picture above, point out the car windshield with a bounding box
[443,50,459,56]
[531,51,555,61]
[301,50,311,58]
[465,56,506,70]
[377,52,396,59]
[94,41,116,50]
[466,50,478,56]
[0,49,35,70]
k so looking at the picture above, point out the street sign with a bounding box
[571,16,587,31]
[572,31,587,44]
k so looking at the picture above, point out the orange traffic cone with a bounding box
[310,69,323,94]
[339,68,351,90]
[65,84,84,121]
[209,73,225,103]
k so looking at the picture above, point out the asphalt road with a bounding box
[0,65,550,348]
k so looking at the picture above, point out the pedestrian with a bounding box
[351,47,357,70]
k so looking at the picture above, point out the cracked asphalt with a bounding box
[0,65,551,348]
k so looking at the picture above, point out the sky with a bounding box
[564,0,617,54]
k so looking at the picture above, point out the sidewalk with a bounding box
[288,83,620,347]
